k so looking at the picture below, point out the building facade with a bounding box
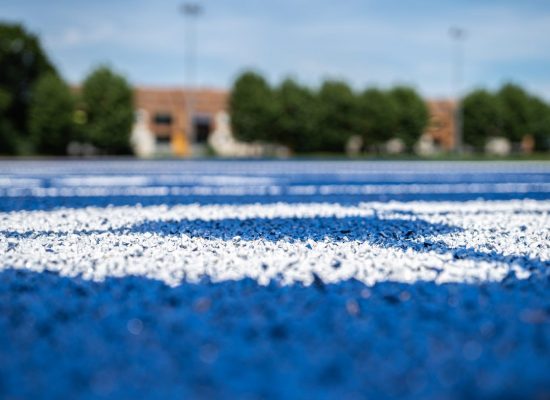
[425,100,457,151]
[131,87,228,157]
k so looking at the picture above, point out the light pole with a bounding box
[450,27,465,154]
[181,3,202,148]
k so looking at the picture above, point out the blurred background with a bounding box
[1,0,549,158]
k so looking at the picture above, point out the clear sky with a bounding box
[3,0,550,100]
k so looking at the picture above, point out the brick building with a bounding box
[425,100,457,151]
[132,87,228,157]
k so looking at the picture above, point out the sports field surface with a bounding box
[1,160,549,399]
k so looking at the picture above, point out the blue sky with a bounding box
[3,0,550,100]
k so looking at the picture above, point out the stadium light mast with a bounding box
[450,27,466,154]
[181,3,202,148]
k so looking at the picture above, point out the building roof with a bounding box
[135,87,228,116]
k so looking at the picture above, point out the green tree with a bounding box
[0,88,18,154]
[358,88,398,149]
[229,71,277,143]
[0,22,56,152]
[273,78,319,152]
[388,86,428,151]
[497,83,532,143]
[528,95,550,151]
[28,73,75,155]
[82,66,134,154]
[315,80,359,152]
[462,89,502,150]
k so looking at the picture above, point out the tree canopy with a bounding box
[388,86,429,150]
[81,66,134,154]
[273,78,319,152]
[0,22,56,153]
[358,88,398,149]
[314,80,360,152]
[498,83,533,143]
[228,71,431,154]
[0,87,18,154]
[229,71,277,143]
[462,89,502,150]
[29,73,75,155]
[462,84,550,151]
[528,96,550,151]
